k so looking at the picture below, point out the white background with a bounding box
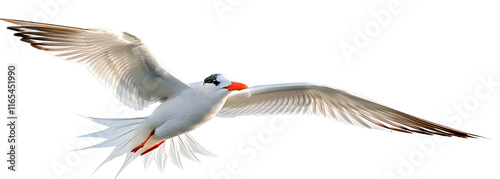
[1,0,499,179]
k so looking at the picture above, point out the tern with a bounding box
[1,18,481,177]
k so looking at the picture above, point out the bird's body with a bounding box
[1,18,482,177]
[148,83,228,140]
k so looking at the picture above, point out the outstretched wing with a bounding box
[218,83,480,138]
[2,18,190,110]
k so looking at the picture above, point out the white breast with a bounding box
[148,87,229,140]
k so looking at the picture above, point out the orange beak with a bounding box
[224,81,248,91]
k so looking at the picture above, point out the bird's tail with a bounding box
[77,116,215,178]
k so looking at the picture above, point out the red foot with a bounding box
[131,143,144,153]
[131,130,155,153]
[141,141,165,155]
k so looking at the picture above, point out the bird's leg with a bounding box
[131,129,155,153]
[141,140,165,155]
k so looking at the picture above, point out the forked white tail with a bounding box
[78,117,215,178]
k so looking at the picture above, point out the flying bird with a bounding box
[1,18,481,177]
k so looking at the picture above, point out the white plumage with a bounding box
[1,18,480,178]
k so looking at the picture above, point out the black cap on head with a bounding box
[204,74,220,86]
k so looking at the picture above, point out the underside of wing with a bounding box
[2,18,189,110]
[218,83,480,138]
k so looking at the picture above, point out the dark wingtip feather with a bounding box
[6,26,22,31]
[1,18,22,24]
[13,32,25,37]
[2,18,88,31]
[30,43,45,50]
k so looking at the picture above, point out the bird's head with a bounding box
[202,74,248,93]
